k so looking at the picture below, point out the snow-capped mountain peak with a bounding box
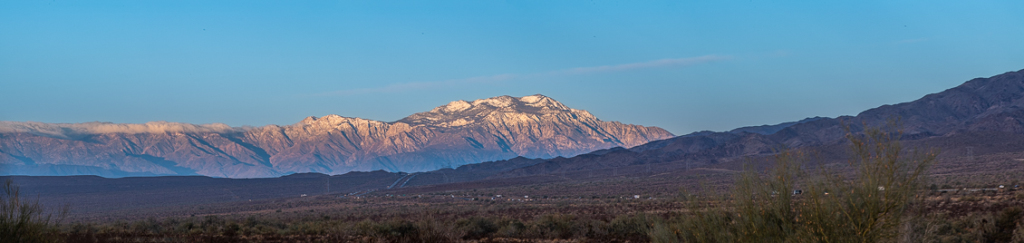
[471,95,516,108]
[437,100,472,113]
[518,94,569,110]
[398,94,580,127]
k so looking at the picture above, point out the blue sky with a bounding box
[2,1,1023,134]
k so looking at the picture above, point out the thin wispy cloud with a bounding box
[555,55,729,75]
[316,55,730,96]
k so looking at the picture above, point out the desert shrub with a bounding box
[354,218,456,243]
[649,222,677,243]
[732,151,801,242]
[130,217,162,235]
[0,179,66,243]
[177,220,197,234]
[580,217,610,239]
[670,207,735,242]
[899,213,939,243]
[1012,219,1024,243]
[661,125,935,243]
[413,219,457,242]
[356,219,416,242]
[986,207,1023,243]
[608,213,658,241]
[222,222,241,237]
[806,126,934,242]
[199,215,225,233]
[962,214,993,242]
[531,213,582,239]
[456,217,498,239]
[495,219,527,238]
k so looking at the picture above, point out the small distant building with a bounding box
[792,190,802,195]
[634,195,640,199]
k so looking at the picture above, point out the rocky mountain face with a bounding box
[0,95,674,178]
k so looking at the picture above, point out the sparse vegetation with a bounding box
[1,179,66,243]
[48,187,1024,243]
[656,125,938,242]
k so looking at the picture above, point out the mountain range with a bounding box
[0,94,673,178]
[5,68,1024,181]
[442,68,1024,180]
[7,68,1024,219]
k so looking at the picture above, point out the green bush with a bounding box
[354,218,456,243]
[985,207,1023,243]
[532,214,581,239]
[0,179,66,243]
[609,213,658,241]
[649,221,678,243]
[661,125,935,243]
[1012,219,1024,243]
[456,217,498,239]
[495,219,527,238]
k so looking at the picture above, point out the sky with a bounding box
[2,1,1024,135]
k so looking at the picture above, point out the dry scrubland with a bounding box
[4,173,1024,243]
[44,182,1024,242]
[4,128,1024,242]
